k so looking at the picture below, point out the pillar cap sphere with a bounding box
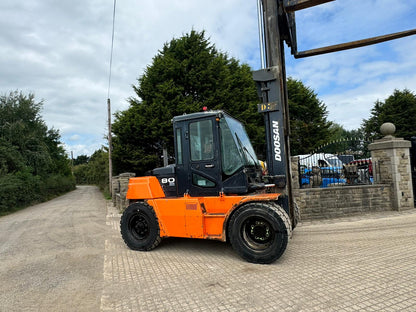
[380,122,396,137]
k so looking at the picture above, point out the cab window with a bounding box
[192,174,215,187]
[175,128,183,165]
[189,120,213,161]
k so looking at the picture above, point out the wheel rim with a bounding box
[128,212,150,240]
[241,216,275,250]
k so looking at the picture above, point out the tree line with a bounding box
[0,91,75,215]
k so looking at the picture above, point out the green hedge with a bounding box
[0,172,75,215]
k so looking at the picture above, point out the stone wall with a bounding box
[294,184,392,220]
[291,156,394,220]
[112,172,135,211]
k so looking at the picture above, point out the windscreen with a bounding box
[220,115,259,175]
[326,157,343,167]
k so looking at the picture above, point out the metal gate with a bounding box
[297,138,374,188]
[411,137,416,206]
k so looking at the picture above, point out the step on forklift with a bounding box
[120,0,416,263]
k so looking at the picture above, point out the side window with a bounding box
[175,128,183,165]
[189,120,213,161]
[192,174,215,187]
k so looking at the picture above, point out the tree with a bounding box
[73,154,89,166]
[112,31,336,176]
[287,78,333,155]
[87,149,109,191]
[363,89,416,140]
[73,149,109,192]
[312,123,370,158]
[0,91,75,214]
[112,30,261,175]
[327,123,366,142]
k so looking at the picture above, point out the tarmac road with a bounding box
[1,185,415,311]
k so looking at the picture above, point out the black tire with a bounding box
[228,202,290,264]
[120,202,161,251]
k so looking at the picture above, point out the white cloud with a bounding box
[323,70,416,130]
[69,134,81,141]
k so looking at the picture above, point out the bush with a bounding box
[0,174,22,214]
[0,171,75,215]
[73,164,89,185]
[73,149,109,192]
[42,174,76,197]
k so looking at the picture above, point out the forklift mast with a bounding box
[253,68,287,188]
[254,0,296,221]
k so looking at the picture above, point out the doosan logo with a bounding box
[272,120,282,161]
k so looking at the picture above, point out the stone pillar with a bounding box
[369,123,414,211]
[111,172,136,210]
[290,156,300,190]
[118,172,135,210]
[111,175,120,205]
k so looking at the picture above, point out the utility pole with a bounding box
[71,151,74,176]
[108,98,113,195]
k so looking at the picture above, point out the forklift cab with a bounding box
[152,111,263,197]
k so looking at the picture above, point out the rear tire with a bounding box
[228,202,290,264]
[120,202,161,251]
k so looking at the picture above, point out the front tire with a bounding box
[228,202,290,264]
[120,202,161,251]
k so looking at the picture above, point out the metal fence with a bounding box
[297,139,377,188]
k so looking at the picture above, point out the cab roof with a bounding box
[172,110,225,123]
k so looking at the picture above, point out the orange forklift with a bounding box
[120,64,298,264]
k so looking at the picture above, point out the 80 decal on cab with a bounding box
[160,177,176,186]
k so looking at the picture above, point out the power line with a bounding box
[107,0,117,99]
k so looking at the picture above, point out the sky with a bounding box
[1,0,415,157]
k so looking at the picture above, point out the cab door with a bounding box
[188,117,221,196]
